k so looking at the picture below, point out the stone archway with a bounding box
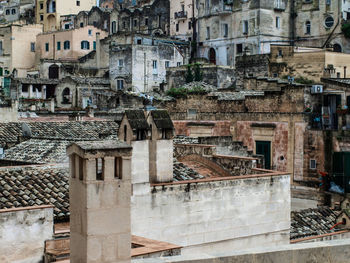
[49,64,59,79]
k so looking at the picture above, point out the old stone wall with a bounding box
[0,103,18,122]
[132,174,290,254]
[173,120,232,137]
[0,206,54,263]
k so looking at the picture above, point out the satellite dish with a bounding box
[21,123,32,137]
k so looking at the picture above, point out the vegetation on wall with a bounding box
[185,63,203,83]
[341,23,350,38]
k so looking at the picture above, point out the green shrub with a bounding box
[193,63,203,81]
[294,76,314,84]
[185,64,194,83]
[166,87,188,98]
[342,23,350,38]
[188,86,206,94]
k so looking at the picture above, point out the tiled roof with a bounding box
[150,110,174,129]
[2,139,70,164]
[0,165,69,221]
[173,161,204,181]
[291,207,340,240]
[125,110,149,130]
[0,121,119,147]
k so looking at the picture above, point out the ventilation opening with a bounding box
[96,158,104,180]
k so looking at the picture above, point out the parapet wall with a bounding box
[131,173,290,254]
[0,205,54,263]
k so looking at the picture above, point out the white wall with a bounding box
[0,206,54,263]
[131,174,291,254]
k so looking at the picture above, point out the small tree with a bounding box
[185,64,194,83]
[193,63,203,81]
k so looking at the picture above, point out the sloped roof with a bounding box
[291,207,340,240]
[124,110,149,130]
[0,121,119,147]
[0,165,69,221]
[150,110,174,129]
[2,139,70,164]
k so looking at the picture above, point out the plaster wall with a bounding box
[170,0,196,40]
[131,174,291,254]
[0,104,18,122]
[149,139,173,183]
[0,206,54,263]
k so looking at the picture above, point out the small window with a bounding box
[325,16,334,28]
[134,19,137,27]
[243,20,248,34]
[206,26,210,39]
[64,24,69,29]
[188,21,192,30]
[278,49,283,57]
[223,23,228,37]
[80,22,84,27]
[305,21,311,34]
[81,40,90,50]
[57,41,61,50]
[76,0,80,6]
[30,42,35,52]
[276,16,280,29]
[93,41,96,50]
[40,14,44,21]
[152,60,157,69]
[96,158,104,180]
[145,18,148,26]
[11,9,16,15]
[118,59,124,68]
[123,21,126,29]
[176,23,179,32]
[45,42,49,52]
[236,43,243,54]
[117,79,124,90]
[137,39,142,44]
[115,157,122,179]
[165,61,170,68]
[111,21,117,33]
[40,3,43,9]
[5,9,9,15]
[64,40,70,50]
[310,159,316,169]
[88,29,92,36]
[177,62,181,67]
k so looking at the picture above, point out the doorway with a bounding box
[256,141,271,169]
[208,48,216,65]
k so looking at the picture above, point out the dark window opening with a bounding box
[79,156,84,180]
[96,158,104,180]
[124,124,127,141]
[71,154,76,178]
[136,129,146,140]
[236,43,243,54]
[115,157,122,179]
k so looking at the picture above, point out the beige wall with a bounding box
[0,24,43,78]
[36,0,96,31]
[37,26,107,61]
[170,0,196,40]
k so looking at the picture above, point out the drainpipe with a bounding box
[96,32,101,69]
[344,66,347,78]
[290,0,296,46]
[53,34,55,60]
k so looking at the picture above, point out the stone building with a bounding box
[169,0,197,41]
[196,0,291,66]
[36,26,108,61]
[0,24,43,78]
[74,6,111,32]
[293,0,350,53]
[35,0,96,32]
[109,33,187,92]
[109,0,170,36]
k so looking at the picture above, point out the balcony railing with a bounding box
[174,11,187,19]
[274,1,285,11]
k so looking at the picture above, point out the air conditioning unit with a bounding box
[311,85,323,94]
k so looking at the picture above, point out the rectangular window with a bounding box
[145,18,148,26]
[65,24,69,29]
[76,0,80,6]
[57,41,61,50]
[165,61,170,68]
[93,41,96,50]
[236,43,243,54]
[40,2,43,9]
[40,14,43,21]
[206,26,210,39]
[276,16,280,29]
[80,22,84,27]
[177,62,181,66]
[64,41,70,50]
[243,20,248,34]
[45,42,49,52]
[118,59,124,68]
[134,19,137,27]
[88,29,92,36]
[205,0,210,14]
[96,158,104,180]
[176,23,179,32]
[115,157,122,179]
[152,60,157,69]
[310,159,316,169]
[117,79,124,90]
[223,23,228,37]
[30,42,35,52]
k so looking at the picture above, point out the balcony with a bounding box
[274,1,285,11]
[174,11,187,20]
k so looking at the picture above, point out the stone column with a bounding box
[28,84,33,98]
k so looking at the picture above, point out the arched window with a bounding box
[305,21,311,35]
[81,40,90,50]
[62,88,71,104]
[333,43,342,52]
[112,21,117,34]
[64,41,70,50]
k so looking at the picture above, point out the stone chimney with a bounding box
[67,140,132,263]
[147,110,174,183]
[96,32,101,69]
